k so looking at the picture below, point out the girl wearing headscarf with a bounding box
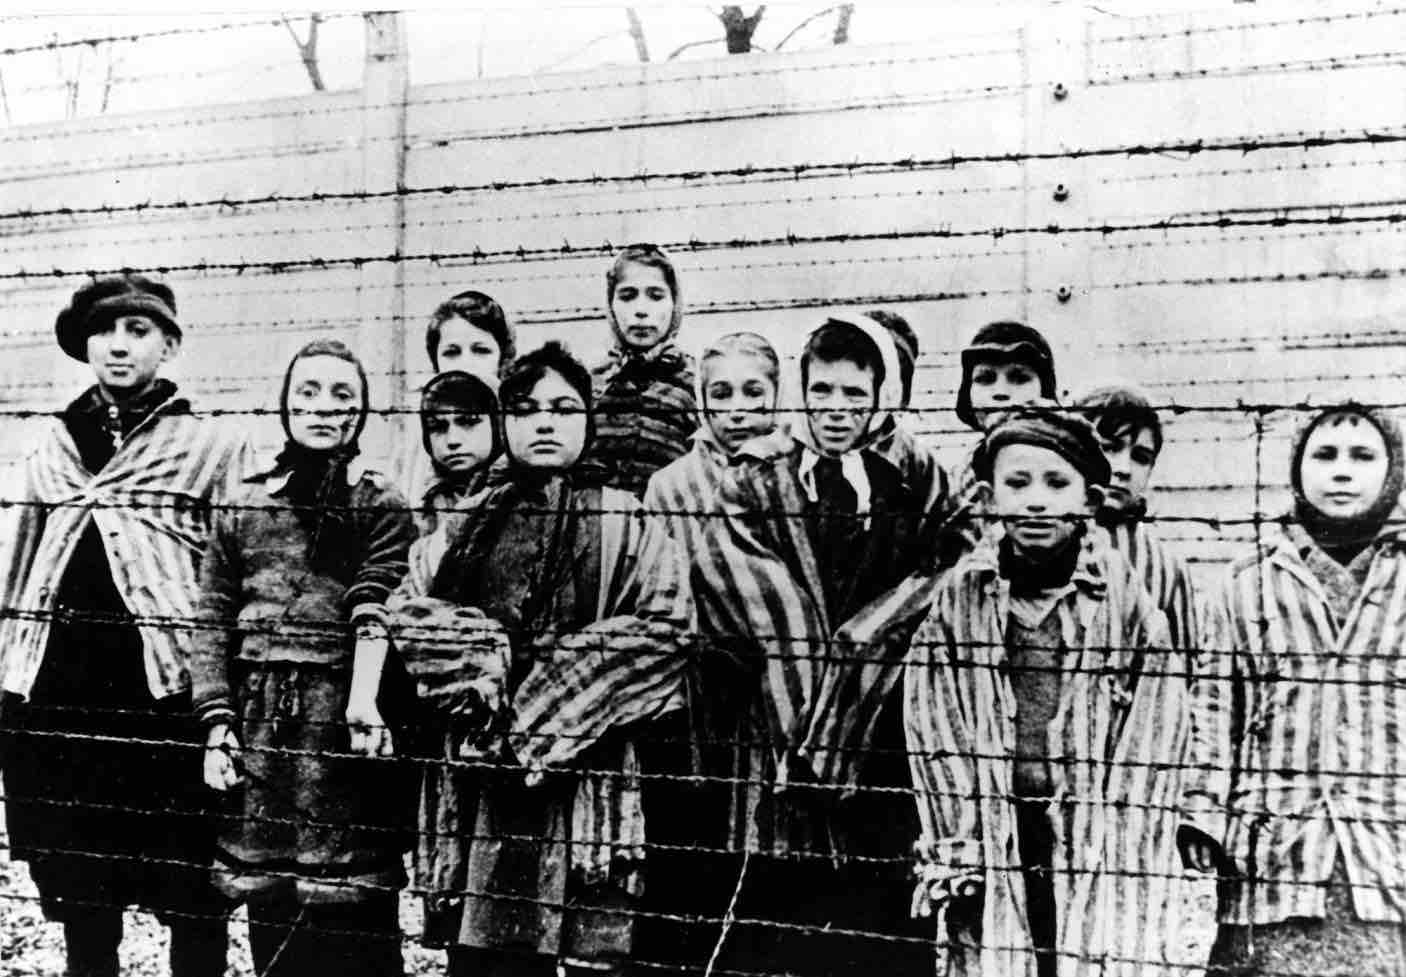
[390,341,691,977]
[591,244,699,496]
[189,339,417,977]
[906,404,1193,977]
[417,370,502,535]
[1185,404,1406,976]
[689,314,949,976]
[641,332,783,973]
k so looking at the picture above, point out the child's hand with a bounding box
[347,697,395,758]
[203,723,243,792]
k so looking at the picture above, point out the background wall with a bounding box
[1,2,1403,579]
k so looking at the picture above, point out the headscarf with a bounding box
[258,339,370,569]
[955,320,1058,430]
[1289,404,1405,562]
[695,331,781,453]
[785,313,904,525]
[601,244,687,374]
[419,369,501,482]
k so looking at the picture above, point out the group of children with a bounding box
[0,244,1402,977]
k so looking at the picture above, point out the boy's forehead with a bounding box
[992,441,1082,473]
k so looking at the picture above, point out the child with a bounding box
[190,339,417,977]
[391,341,691,977]
[418,370,502,534]
[690,314,950,977]
[641,331,782,973]
[1075,386,1200,649]
[397,290,516,521]
[591,244,699,496]
[0,275,251,977]
[948,321,1059,553]
[1184,404,1406,977]
[905,405,1193,977]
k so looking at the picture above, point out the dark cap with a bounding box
[955,321,1057,430]
[55,274,181,362]
[973,403,1110,489]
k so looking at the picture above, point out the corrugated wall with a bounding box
[1,2,1403,579]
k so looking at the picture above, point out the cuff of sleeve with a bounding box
[197,702,237,729]
[350,602,391,628]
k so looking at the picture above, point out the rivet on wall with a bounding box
[1053,184,1070,202]
[1051,82,1068,101]
[1056,285,1073,303]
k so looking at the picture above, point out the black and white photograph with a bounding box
[0,2,1402,975]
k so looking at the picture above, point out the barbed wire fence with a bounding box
[0,4,1404,976]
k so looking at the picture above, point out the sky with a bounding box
[0,1,1255,127]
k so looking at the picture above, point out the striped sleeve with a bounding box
[904,578,984,887]
[1183,570,1244,850]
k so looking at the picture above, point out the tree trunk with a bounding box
[625,7,650,62]
[719,5,765,54]
[834,4,853,44]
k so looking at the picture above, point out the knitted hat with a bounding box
[955,321,1057,430]
[55,274,181,363]
[420,369,501,458]
[973,403,1110,489]
[865,308,918,408]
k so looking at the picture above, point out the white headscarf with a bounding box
[786,313,904,527]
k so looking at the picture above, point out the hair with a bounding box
[279,338,370,447]
[864,309,918,407]
[499,340,593,411]
[700,331,781,389]
[800,319,886,393]
[426,290,516,373]
[606,243,680,308]
[421,369,501,454]
[1074,385,1163,459]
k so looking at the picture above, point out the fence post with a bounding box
[1020,5,1093,382]
[357,11,409,470]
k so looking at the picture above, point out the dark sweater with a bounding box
[189,468,414,726]
[591,348,698,497]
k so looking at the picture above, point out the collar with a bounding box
[797,445,872,527]
[258,453,370,494]
[968,524,1108,601]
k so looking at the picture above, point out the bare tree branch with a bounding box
[718,5,765,54]
[667,37,725,60]
[773,5,839,50]
[625,7,650,62]
[536,31,627,72]
[282,13,326,92]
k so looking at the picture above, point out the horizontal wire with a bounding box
[2,126,1401,226]
[5,208,1404,281]
[1089,46,1406,86]
[1092,4,1406,45]
[0,15,345,58]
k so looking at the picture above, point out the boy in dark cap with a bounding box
[0,274,253,977]
[906,404,1193,977]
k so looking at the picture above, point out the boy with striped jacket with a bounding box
[905,405,1196,977]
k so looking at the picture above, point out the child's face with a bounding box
[969,356,1043,427]
[804,357,876,456]
[703,353,777,454]
[611,262,675,352]
[86,314,177,395]
[990,443,1093,556]
[436,318,502,381]
[1099,424,1158,512]
[427,409,494,475]
[287,354,364,452]
[1299,411,1389,521]
[503,368,588,470]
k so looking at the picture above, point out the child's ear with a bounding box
[1085,484,1105,512]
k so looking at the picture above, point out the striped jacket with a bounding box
[693,425,950,789]
[1188,521,1406,925]
[905,529,1191,977]
[0,394,253,699]
[1103,519,1200,653]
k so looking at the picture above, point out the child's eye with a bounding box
[470,344,495,356]
[439,344,461,359]
[615,287,639,302]
[1131,447,1156,466]
[972,368,997,385]
[1349,446,1379,462]
[1311,446,1337,462]
[1007,368,1034,385]
[645,287,670,301]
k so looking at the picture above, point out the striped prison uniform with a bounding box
[1103,519,1201,653]
[905,529,1193,977]
[1188,521,1406,926]
[0,395,254,699]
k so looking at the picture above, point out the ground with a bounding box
[0,807,1215,976]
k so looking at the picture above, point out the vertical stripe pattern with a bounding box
[0,404,254,699]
